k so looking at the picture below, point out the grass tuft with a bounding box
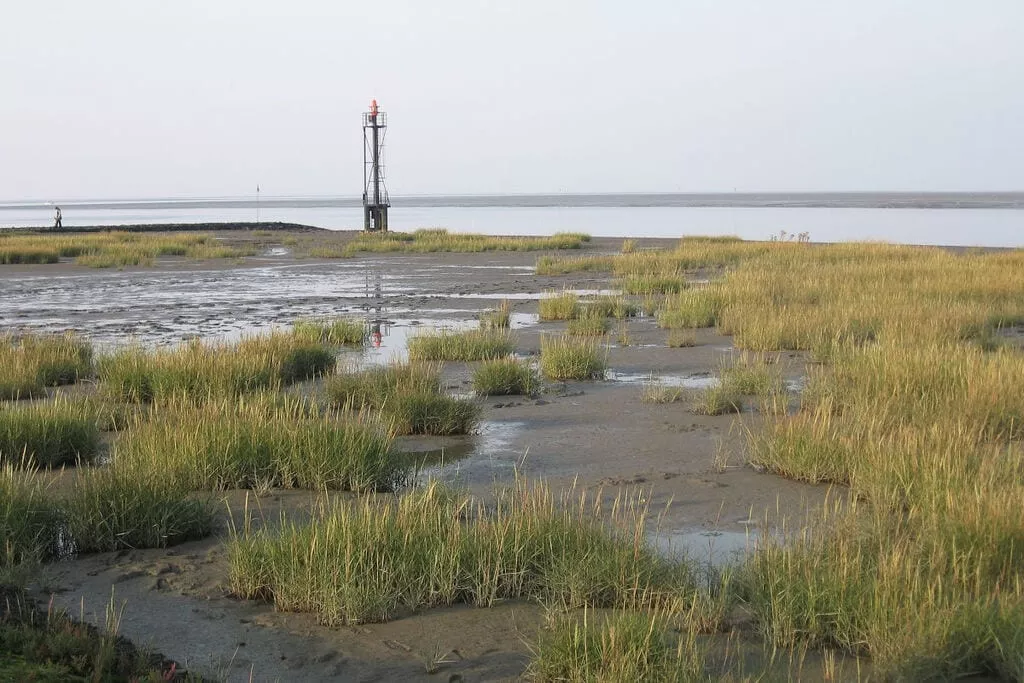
[407,328,516,361]
[473,356,539,396]
[539,292,580,321]
[292,317,365,345]
[0,398,102,468]
[540,335,607,381]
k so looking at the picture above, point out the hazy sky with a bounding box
[2,1,1022,200]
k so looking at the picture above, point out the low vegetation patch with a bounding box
[326,363,480,436]
[582,295,639,319]
[98,332,335,402]
[566,311,610,337]
[228,479,695,626]
[0,588,182,682]
[407,328,516,361]
[535,254,616,276]
[480,300,512,330]
[0,465,62,571]
[473,357,539,396]
[622,274,688,295]
[691,384,742,416]
[0,398,101,468]
[667,329,697,348]
[540,335,606,381]
[0,230,254,268]
[344,229,589,255]
[0,333,93,400]
[64,467,214,553]
[538,291,580,321]
[292,317,365,345]
[641,383,686,404]
[114,396,405,492]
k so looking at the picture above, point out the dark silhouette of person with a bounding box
[54,206,62,229]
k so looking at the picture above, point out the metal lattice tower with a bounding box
[362,99,389,232]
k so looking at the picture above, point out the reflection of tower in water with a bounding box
[362,266,388,347]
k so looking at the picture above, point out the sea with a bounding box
[1,193,1022,247]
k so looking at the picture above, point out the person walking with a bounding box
[54,206,62,229]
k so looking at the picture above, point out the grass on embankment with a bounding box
[228,479,696,626]
[0,398,102,467]
[0,333,93,400]
[98,332,336,402]
[540,335,606,380]
[472,356,539,396]
[407,328,516,362]
[114,395,406,492]
[0,230,255,267]
[326,362,480,436]
[343,228,590,255]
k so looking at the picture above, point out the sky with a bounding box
[2,1,1023,200]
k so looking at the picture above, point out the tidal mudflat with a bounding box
[2,228,1018,681]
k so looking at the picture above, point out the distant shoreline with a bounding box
[2,191,1024,212]
[0,222,326,234]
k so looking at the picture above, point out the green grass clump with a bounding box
[535,254,616,275]
[0,587,180,682]
[344,229,589,255]
[480,300,512,330]
[114,396,405,491]
[658,287,728,329]
[720,353,783,397]
[1,465,62,569]
[566,312,611,337]
[0,333,93,400]
[540,335,606,381]
[228,479,694,626]
[691,384,742,416]
[622,274,688,295]
[641,383,686,404]
[326,363,480,436]
[98,332,335,402]
[0,399,101,468]
[326,362,442,408]
[528,609,711,683]
[583,295,639,319]
[407,328,516,361]
[539,292,580,321]
[473,357,539,396]
[0,231,254,268]
[292,317,365,345]
[385,391,481,436]
[64,467,214,553]
[667,330,697,348]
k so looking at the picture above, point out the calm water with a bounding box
[1,199,1022,247]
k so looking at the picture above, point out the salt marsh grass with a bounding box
[0,398,101,467]
[473,356,539,396]
[0,333,93,399]
[582,295,638,319]
[641,382,686,404]
[65,467,215,553]
[691,385,742,416]
[538,291,580,321]
[540,335,606,381]
[407,328,516,361]
[480,300,512,330]
[114,396,405,492]
[0,464,62,569]
[535,254,616,275]
[292,317,365,345]
[666,330,696,348]
[98,332,335,402]
[344,229,589,255]
[228,479,695,626]
[720,353,783,397]
[566,311,610,337]
[622,274,688,295]
[0,231,254,267]
[326,362,480,435]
